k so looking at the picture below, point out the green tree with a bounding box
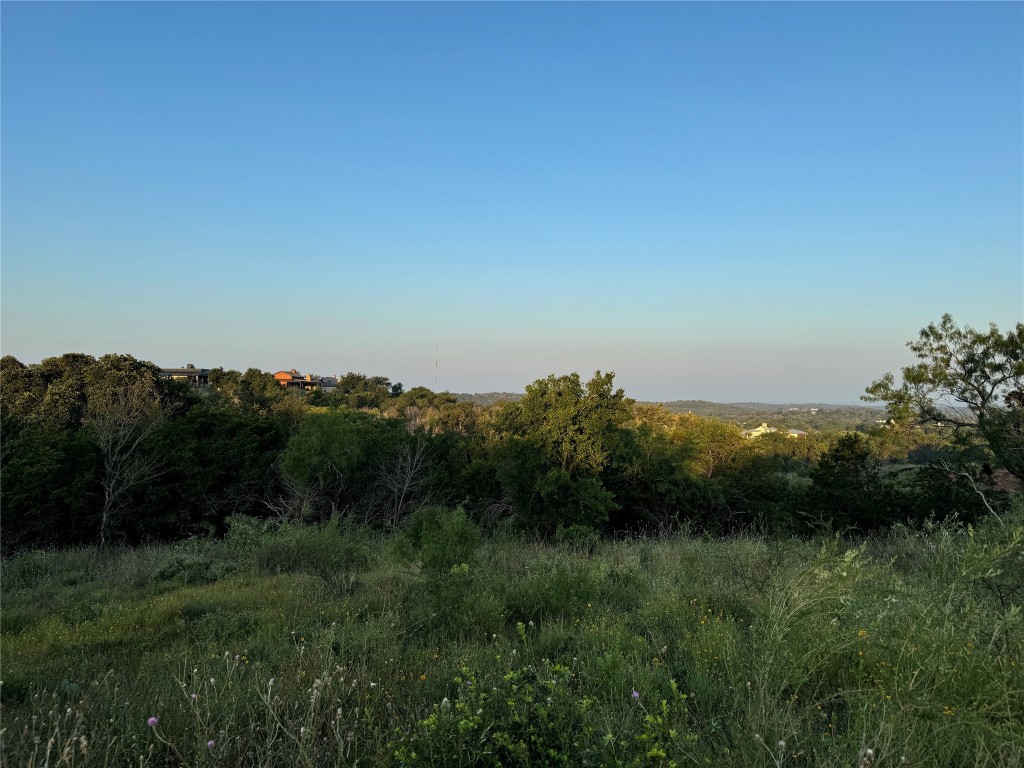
[492,371,633,532]
[603,418,698,530]
[325,373,395,410]
[278,409,409,521]
[864,314,1024,479]
[806,433,890,530]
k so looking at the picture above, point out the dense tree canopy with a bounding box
[1,333,1015,552]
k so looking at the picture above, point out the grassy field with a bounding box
[2,511,1022,767]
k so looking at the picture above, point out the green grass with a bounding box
[2,516,1023,767]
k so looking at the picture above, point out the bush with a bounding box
[403,565,504,640]
[501,557,599,624]
[153,551,227,585]
[223,514,269,553]
[391,661,698,767]
[2,550,53,590]
[391,661,586,767]
[407,506,480,572]
[256,516,372,585]
[554,524,600,554]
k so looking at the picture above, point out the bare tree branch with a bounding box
[937,459,1003,527]
[84,381,167,548]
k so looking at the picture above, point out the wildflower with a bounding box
[191,693,198,701]
[778,740,786,751]
[858,630,868,639]
[147,716,159,727]
[631,689,640,700]
[420,674,427,682]
[207,740,216,749]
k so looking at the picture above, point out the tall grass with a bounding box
[2,512,1022,766]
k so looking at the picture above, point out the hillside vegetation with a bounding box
[3,514,1023,767]
[1,329,1013,552]
[2,316,1021,765]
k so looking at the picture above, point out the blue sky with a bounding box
[2,2,1021,403]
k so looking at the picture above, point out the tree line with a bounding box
[1,316,1020,552]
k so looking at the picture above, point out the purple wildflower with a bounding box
[207,740,216,749]
[631,689,640,700]
[147,716,159,727]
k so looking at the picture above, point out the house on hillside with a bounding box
[742,423,810,439]
[741,423,777,438]
[273,369,323,391]
[160,363,210,387]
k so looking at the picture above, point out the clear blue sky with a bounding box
[2,2,1021,403]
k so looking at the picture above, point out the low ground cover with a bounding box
[2,512,1022,767]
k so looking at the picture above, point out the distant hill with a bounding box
[452,392,523,406]
[453,393,886,431]
[656,400,886,431]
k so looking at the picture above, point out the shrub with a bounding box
[2,550,52,590]
[408,506,480,572]
[501,557,599,624]
[554,524,600,554]
[223,514,269,553]
[403,564,503,640]
[256,516,372,585]
[391,661,585,767]
[153,551,227,585]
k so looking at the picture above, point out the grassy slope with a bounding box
[2,520,1022,767]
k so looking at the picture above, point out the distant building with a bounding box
[742,423,809,439]
[273,369,323,391]
[159,363,210,386]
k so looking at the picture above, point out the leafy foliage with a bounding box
[491,372,633,531]
[865,314,1024,479]
[1,327,1017,553]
